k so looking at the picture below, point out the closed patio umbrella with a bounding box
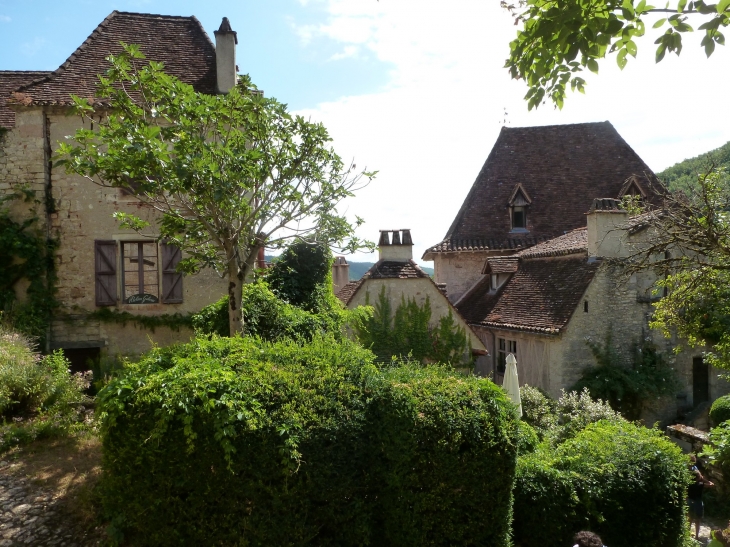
[503,353,522,418]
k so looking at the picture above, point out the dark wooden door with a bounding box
[693,356,709,405]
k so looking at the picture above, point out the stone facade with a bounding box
[433,251,490,303]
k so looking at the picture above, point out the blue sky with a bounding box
[2,0,730,262]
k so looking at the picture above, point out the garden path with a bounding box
[0,460,100,546]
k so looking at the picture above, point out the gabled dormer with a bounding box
[508,183,532,233]
[618,175,648,201]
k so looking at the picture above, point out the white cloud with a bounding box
[329,45,360,61]
[293,0,730,264]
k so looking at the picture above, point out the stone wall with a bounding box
[346,276,485,354]
[431,251,490,303]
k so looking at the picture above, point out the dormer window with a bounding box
[508,183,532,233]
[618,175,648,203]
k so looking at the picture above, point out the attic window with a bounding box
[508,184,531,233]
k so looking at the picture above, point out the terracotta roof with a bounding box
[424,122,659,257]
[516,228,588,259]
[482,257,519,274]
[456,255,600,334]
[10,11,217,107]
[425,235,549,254]
[0,71,50,128]
[335,259,431,305]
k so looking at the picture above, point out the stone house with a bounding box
[423,122,727,421]
[336,229,486,361]
[0,11,239,367]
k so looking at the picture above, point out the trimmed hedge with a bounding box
[711,394,730,426]
[98,335,518,546]
[513,421,690,547]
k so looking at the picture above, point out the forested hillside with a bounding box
[658,141,730,193]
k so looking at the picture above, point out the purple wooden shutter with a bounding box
[161,241,183,304]
[95,240,118,306]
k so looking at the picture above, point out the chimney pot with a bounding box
[378,228,413,262]
[391,230,401,245]
[378,231,390,246]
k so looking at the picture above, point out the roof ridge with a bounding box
[503,120,612,131]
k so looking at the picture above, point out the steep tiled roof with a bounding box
[425,235,549,254]
[456,255,600,334]
[335,260,431,305]
[10,11,217,107]
[0,72,50,128]
[424,122,659,257]
[516,228,588,259]
[482,257,519,274]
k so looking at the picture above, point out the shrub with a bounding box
[513,421,690,547]
[520,385,557,438]
[554,388,624,443]
[192,282,356,341]
[711,395,730,426]
[265,240,333,312]
[98,335,518,546]
[0,326,91,452]
[516,421,539,454]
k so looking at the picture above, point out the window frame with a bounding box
[120,240,161,304]
[497,337,517,374]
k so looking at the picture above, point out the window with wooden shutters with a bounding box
[95,240,118,306]
[161,241,183,304]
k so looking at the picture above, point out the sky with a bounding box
[2,0,729,264]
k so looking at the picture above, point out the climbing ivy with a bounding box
[83,308,194,332]
[356,286,471,367]
[0,197,58,347]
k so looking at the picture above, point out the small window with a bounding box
[512,206,526,229]
[497,338,517,374]
[122,241,160,304]
[584,300,589,313]
[491,274,498,291]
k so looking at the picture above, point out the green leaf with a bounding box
[626,40,638,56]
[719,0,730,12]
[617,48,629,68]
[653,17,668,27]
[678,0,688,11]
[587,58,600,73]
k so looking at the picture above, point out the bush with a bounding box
[513,421,690,547]
[192,282,356,341]
[554,388,624,443]
[711,395,730,426]
[266,240,333,312]
[520,385,557,438]
[98,335,518,546]
[0,326,91,452]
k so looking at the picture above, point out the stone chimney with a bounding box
[331,256,350,295]
[586,198,630,258]
[214,17,238,94]
[378,229,414,262]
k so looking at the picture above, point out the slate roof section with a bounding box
[516,228,588,259]
[336,259,431,305]
[482,257,519,274]
[424,121,659,258]
[456,254,600,334]
[0,71,50,128]
[10,11,217,107]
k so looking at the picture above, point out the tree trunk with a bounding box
[227,259,244,336]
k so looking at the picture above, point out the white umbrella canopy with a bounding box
[503,353,522,418]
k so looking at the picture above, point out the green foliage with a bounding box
[97,335,518,546]
[0,326,91,453]
[356,286,471,367]
[85,308,194,332]
[192,281,359,342]
[553,387,625,443]
[519,384,558,438]
[56,43,374,334]
[571,335,679,419]
[514,421,691,547]
[711,394,730,425]
[505,0,730,109]
[516,421,539,454]
[703,421,730,478]
[658,141,730,194]
[0,202,58,345]
[266,240,334,312]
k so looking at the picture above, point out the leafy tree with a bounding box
[356,286,471,366]
[658,140,730,194]
[625,166,730,369]
[57,44,374,336]
[266,240,333,312]
[504,0,730,108]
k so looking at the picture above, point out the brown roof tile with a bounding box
[516,228,588,259]
[424,122,659,257]
[456,255,600,334]
[11,11,217,107]
[0,71,50,128]
[482,257,519,274]
[336,280,364,306]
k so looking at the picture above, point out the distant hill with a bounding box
[263,256,433,281]
[658,140,730,194]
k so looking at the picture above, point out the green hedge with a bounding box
[98,335,518,546]
[711,395,730,426]
[513,421,690,547]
